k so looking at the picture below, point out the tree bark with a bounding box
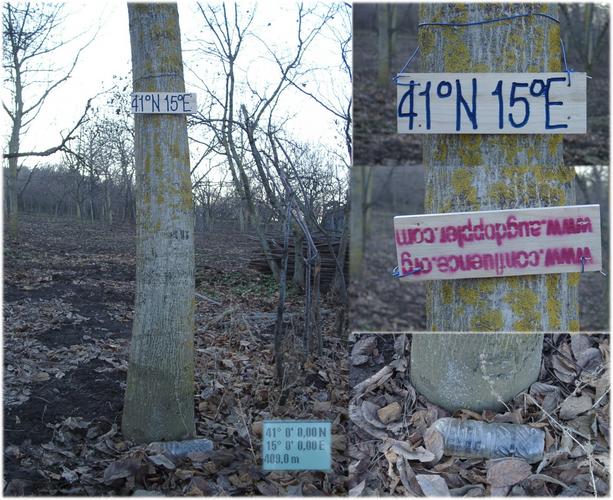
[293,227,305,288]
[376,4,391,85]
[410,333,544,412]
[349,165,372,279]
[411,3,574,412]
[7,55,23,239]
[420,3,579,332]
[122,3,196,443]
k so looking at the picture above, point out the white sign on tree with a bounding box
[394,205,601,282]
[131,92,198,114]
[396,73,586,134]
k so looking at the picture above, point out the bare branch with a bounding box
[3,96,93,159]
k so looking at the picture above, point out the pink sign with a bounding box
[394,205,601,281]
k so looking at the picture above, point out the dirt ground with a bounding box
[347,332,609,496]
[3,213,349,495]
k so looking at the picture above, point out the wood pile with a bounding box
[248,232,349,291]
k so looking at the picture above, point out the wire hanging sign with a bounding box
[393,11,588,134]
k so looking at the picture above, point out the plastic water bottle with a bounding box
[429,418,545,463]
[147,438,214,459]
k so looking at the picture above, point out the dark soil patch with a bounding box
[37,323,87,349]
[4,359,125,447]
[3,284,59,303]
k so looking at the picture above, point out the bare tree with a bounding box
[192,2,336,279]
[122,3,196,443]
[2,3,92,238]
[560,3,609,75]
[376,4,398,85]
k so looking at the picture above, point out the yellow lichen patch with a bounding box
[457,135,482,166]
[433,140,448,163]
[541,184,566,205]
[472,63,489,73]
[449,3,469,23]
[424,189,433,212]
[559,166,576,184]
[499,136,522,164]
[526,145,537,162]
[156,192,165,205]
[568,272,581,287]
[440,199,454,213]
[153,142,163,161]
[547,135,563,159]
[458,285,480,306]
[502,164,529,178]
[420,29,436,58]
[533,25,545,60]
[503,49,517,72]
[505,288,541,331]
[150,24,172,41]
[569,319,580,332]
[451,168,477,206]
[487,181,514,205]
[547,26,561,72]
[478,278,497,293]
[169,142,181,160]
[505,276,522,289]
[443,32,470,72]
[546,274,561,329]
[534,165,574,184]
[418,4,429,22]
[471,309,503,331]
[160,51,183,74]
[441,282,453,304]
[179,170,193,211]
[503,31,524,71]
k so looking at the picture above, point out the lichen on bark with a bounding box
[419,3,579,332]
[122,3,196,443]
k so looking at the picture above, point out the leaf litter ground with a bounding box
[347,332,609,496]
[4,214,349,495]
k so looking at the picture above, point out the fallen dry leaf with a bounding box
[423,425,444,464]
[415,474,450,496]
[378,401,401,424]
[391,441,435,463]
[559,394,593,420]
[486,457,532,487]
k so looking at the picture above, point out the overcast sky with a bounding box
[4,1,351,178]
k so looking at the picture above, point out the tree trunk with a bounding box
[89,198,95,223]
[7,71,23,239]
[410,333,544,412]
[419,3,579,332]
[376,4,391,85]
[122,3,196,443]
[349,165,372,279]
[293,227,305,288]
[411,3,575,412]
[105,182,113,225]
[275,202,292,381]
